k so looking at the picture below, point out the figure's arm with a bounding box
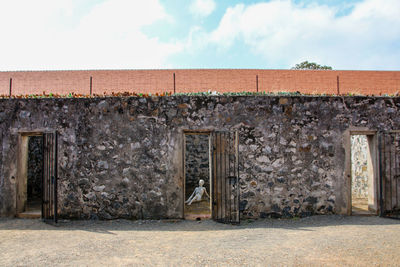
[204,188,210,199]
[186,188,196,202]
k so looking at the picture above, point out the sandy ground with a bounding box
[1,215,400,267]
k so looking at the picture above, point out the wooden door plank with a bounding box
[221,132,226,222]
[43,134,47,219]
[384,134,391,212]
[42,132,57,223]
[227,132,233,224]
[54,132,58,223]
[219,133,223,221]
[225,132,229,222]
[46,134,50,219]
[391,134,397,210]
[217,132,222,220]
[49,134,53,218]
[394,135,400,210]
[234,130,240,223]
[212,133,217,220]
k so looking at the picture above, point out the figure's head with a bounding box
[199,179,204,186]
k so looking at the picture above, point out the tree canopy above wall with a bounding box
[292,61,333,70]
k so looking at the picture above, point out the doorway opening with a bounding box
[17,132,58,222]
[26,136,44,214]
[350,134,378,215]
[183,130,240,224]
[184,132,212,220]
[17,134,43,218]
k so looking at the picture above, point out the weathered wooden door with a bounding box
[379,131,400,219]
[211,131,240,224]
[42,132,58,224]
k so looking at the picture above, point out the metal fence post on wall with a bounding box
[256,75,259,93]
[173,72,176,94]
[337,75,340,95]
[9,78,12,97]
[90,76,93,96]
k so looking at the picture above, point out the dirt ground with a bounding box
[1,215,400,267]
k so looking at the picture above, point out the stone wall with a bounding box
[1,96,400,219]
[185,134,210,200]
[351,135,368,198]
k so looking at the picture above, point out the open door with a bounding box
[379,131,400,219]
[42,132,58,224]
[211,130,240,224]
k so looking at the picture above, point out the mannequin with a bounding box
[185,179,210,205]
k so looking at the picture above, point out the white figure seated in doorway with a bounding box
[185,179,210,205]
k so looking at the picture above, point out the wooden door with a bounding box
[379,132,400,219]
[42,132,58,224]
[211,131,240,224]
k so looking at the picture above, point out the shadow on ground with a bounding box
[1,215,399,235]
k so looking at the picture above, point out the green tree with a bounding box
[292,61,332,70]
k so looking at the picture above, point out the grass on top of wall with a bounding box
[0,90,398,99]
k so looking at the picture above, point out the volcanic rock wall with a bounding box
[1,96,400,219]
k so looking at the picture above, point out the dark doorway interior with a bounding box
[184,133,211,220]
[26,136,43,213]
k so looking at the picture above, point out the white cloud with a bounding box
[206,0,400,69]
[189,0,216,18]
[0,0,182,70]
[1,0,399,70]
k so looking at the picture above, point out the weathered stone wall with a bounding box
[27,136,43,201]
[1,96,400,219]
[351,135,368,198]
[185,134,209,200]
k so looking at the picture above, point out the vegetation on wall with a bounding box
[0,90,397,99]
[292,61,333,70]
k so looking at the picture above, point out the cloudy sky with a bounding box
[0,0,399,70]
